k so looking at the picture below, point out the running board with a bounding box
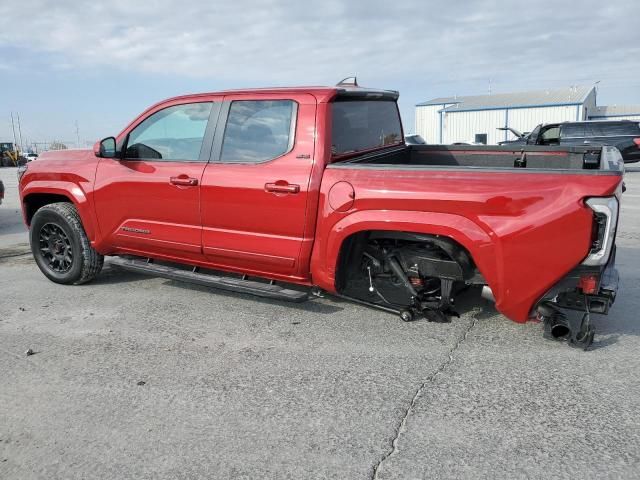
[110,257,308,303]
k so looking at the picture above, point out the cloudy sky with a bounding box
[1,0,638,147]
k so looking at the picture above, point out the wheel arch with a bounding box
[312,209,500,297]
[22,184,98,242]
[333,230,479,293]
[23,192,73,225]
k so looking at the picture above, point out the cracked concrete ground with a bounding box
[1,166,640,479]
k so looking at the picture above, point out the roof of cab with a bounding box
[158,86,399,105]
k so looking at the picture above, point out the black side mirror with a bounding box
[95,137,117,158]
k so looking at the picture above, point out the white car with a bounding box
[404,134,427,145]
[24,153,39,162]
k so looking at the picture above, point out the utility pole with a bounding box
[75,120,80,148]
[10,113,18,154]
[16,112,24,152]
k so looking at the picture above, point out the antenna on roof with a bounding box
[336,76,358,87]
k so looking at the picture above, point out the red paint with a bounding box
[18,86,623,323]
[311,168,619,321]
[200,92,317,277]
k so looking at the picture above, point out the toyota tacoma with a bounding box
[18,83,623,348]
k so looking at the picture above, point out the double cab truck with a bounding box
[18,84,623,348]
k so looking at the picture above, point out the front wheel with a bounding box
[30,202,104,284]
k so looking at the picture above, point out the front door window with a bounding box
[125,102,212,161]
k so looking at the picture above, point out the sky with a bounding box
[1,0,639,148]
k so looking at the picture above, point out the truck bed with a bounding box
[316,144,623,322]
[337,144,622,172]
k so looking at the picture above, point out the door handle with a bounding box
[170,176,198,186]
[265,182,300,194]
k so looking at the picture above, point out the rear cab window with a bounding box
[331,100,403,157]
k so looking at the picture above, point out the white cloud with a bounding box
[1,0,639,142]
[1,0,637,89]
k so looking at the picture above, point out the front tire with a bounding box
[30,202,104,284]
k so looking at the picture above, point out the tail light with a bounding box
[589,210,608,252]
[583,196,619,266]
[578,274,599,294]
[634,138,640,148]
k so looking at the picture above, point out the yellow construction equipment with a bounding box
[0,142,21,166]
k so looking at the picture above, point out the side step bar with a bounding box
[110,257,308,303]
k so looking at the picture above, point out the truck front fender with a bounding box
[21,180,100,243]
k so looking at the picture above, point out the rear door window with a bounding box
[560,123,585,138]
[585,123,606,137]
[331,100,402,155]
[220,100,297,163]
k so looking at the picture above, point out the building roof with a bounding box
[417,86,594,112]
[590,105,640,118]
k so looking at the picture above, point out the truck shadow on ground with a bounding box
[590,244,640,345]
[93,257,640,344]
[95,264,346,315]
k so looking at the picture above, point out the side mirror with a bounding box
[95,137,117,158]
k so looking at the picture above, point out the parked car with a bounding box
[18,84,623,348]
[24,153,39,162]
[498,120,640,163]
[0,179,4,205]
[404,134,427,145]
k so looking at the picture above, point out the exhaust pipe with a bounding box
[537,302,595,349]
[537,303,571,340]
[547,315,570,339]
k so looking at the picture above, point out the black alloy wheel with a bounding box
[38,222,74,273]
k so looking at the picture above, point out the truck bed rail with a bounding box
[334,144,624,173]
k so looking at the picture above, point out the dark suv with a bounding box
[499,120,640,163]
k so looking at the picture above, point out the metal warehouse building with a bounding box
[589,105,640,122]
[415,86,640,145]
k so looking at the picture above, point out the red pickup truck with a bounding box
[18,84,622,348]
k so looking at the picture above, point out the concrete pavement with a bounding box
[1,165,639,479]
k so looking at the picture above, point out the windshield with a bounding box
[331,100,402,156]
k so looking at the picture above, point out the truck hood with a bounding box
[38,148,93,162]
